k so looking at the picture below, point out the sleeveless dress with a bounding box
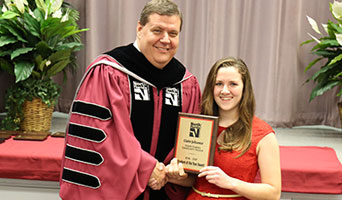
[186,116,274,200]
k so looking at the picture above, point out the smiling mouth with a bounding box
[220,96,233,101]
[155,46,170,52]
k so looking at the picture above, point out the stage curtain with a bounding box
[0,0,340,128]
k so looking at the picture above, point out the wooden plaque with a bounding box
[13,134,49,141]
[51,131,65,137]
[13,131,50,141]
[174,112,218,174]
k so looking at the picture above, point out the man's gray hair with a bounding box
[139,0,183,31]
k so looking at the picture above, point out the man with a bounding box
[59,0,201,199]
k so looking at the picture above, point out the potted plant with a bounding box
[301,0,342,126]
[0,0,88,131]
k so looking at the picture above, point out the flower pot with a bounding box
[338,102,342,128]
[20,98,54,132]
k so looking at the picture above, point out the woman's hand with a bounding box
[198,166,235,189]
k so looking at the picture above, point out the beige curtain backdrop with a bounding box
[0,0,341,128]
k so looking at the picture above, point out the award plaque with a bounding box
[174,112,218,174]
[13,131,50,141]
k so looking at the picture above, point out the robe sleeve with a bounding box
[59,58,156,200]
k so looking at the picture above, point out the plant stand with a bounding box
[20,98,54,132]
[338,102,342,128]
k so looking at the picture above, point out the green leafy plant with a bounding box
[301,0,342,101]
[0,0,88,130]
[2,78,60,130]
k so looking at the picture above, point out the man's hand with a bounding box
[165,158,188,181]
[148,162,167,190]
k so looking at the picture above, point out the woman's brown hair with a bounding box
[201,57,255,157]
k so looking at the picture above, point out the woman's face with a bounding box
[213,66,244,116]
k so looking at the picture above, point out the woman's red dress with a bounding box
[186,116,274,200]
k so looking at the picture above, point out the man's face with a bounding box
[136,13,181,69]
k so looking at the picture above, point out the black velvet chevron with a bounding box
[65,145,103,165]
[68,123,106,142]
[72,101,111,120]
[62,168,100,189]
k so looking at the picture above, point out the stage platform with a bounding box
[0,112,341,200]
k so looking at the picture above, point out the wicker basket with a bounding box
[20,98,54,132]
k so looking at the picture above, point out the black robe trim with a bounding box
[105,43,186,90]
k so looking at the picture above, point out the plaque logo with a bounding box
[189,122,201,138]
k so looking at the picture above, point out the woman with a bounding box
[166,57,281,200]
